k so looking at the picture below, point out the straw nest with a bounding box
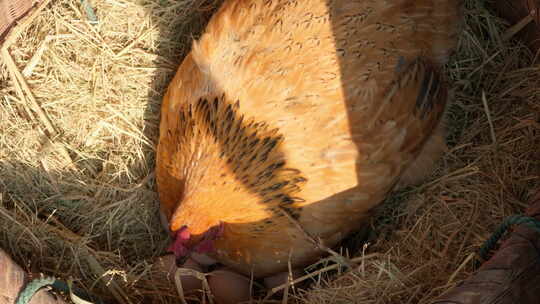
[0,0,538,303]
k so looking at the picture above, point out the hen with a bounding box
[157,0,461,287]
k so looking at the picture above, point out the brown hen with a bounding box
[157,0,462,280]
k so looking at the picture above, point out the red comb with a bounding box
[178,226,191,240]
[168,226,190,258]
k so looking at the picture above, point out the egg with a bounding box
[153,254,205,294]
[191,252,218,266]
[208,268,251,304]
[263,269,304,291]
[177,258,205,294]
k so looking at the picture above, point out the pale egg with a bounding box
[208,268,251,304]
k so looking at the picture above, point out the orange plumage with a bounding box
[157,0,462,278]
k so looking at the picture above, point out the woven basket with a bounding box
[0,0,35,43]
[493,0,540,52]
[432,189,540,304]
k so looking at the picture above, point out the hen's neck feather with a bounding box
[167,95,306,235]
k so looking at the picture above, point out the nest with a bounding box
[0,0,538,303]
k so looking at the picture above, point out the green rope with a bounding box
[478,214,540,263]
[15,277,56,304]
[16,276,103,304]
[80,0,98,24]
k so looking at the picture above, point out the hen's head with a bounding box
[168,223,225,263]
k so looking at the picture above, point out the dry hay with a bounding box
[0,0,538,303]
